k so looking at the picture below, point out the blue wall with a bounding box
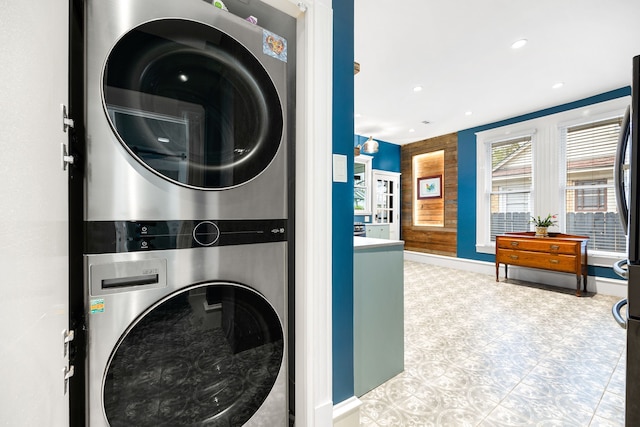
[332,0,355,403]
[457,87,631,278]
[353,134,401,223]
[354,134,401,173]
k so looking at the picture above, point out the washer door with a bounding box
[103,19,283,189]
[103,283,284,426]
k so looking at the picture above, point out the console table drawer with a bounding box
[496,249,577,273]
[495,232,589,296]
[497,239,578,255]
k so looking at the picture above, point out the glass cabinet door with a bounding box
[375,177,393,223]
[373,171,401,240]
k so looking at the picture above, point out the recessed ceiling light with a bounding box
[465,111,473,116]
[552,82,564,89]
[511,39,528,49]
[413,85,423,92]
[409,128,415,133]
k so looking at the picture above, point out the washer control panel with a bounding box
[193,221,220,246]
[85,219,287,254]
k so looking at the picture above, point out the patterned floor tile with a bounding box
[594,391,625,425]
[358,261,626,427]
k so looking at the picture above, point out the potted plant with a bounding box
[530,214,557,237]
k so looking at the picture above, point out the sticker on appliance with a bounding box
[263,29,287,63]
[90,298,105,314]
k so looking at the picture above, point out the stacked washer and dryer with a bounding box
[83,1,293,425]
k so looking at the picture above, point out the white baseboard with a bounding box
[594,276,628,299]
[333,396,361,427]
[404,250,627,298]
[404,250,495,275]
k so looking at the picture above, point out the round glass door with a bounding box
[103,283,284,426]
[103,19,283,189]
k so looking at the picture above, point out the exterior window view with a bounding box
[565,117,626,252]
[487,116,626,253]
[490,135,532,240]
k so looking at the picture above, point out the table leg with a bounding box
[505,264,508,280]
[575,275,581,297]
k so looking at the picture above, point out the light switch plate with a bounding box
[332,154,347,182]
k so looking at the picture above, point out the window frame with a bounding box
[476,127,537,253]
[354,154,373,215]
[488,135,534,240]
[559,114,625,256]
[476,96,629,267]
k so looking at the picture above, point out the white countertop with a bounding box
[354,236,404,250]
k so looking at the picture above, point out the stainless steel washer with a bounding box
[85,228,288,426]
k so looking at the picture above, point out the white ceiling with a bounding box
[354,0,640,145]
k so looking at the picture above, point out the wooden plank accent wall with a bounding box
[414,151,444,226]
[401,133,458,256]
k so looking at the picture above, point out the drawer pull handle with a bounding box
[550,245,560,250]
[510,255,519,260]
[550,259,559,264]
[510,242,519,247]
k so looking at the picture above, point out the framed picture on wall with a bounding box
[417,175,442,199]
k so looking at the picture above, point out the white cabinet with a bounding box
[365,223,390,239]
[372,170,401,240]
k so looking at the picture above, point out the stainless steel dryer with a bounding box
[85,0,290,221]
[83,0,293,425]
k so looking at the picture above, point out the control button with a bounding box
[193,221,220,246]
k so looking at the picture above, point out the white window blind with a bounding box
[490,137,532,240]
[565,117,625,252]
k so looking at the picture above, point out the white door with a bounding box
[372,170,401,240]
[0,1,70,425]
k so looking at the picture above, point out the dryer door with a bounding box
[103,19,284,190]
[102,283,284,426]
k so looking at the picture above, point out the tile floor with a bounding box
[359,261,627,426]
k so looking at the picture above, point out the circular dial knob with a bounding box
[192,221,220,247]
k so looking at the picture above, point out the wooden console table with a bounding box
[495,232,589,296]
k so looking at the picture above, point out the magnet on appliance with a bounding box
[213,0,228,11]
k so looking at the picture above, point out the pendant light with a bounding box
[361,136,379,154]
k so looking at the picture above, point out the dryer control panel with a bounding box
[85,219,287,254]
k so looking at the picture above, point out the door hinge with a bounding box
[61,104,74,132]
[63,365,75,395]
[63,329,75,395]
[60,104,75,170]
[63,329,75,357]
[61,143,74,171]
